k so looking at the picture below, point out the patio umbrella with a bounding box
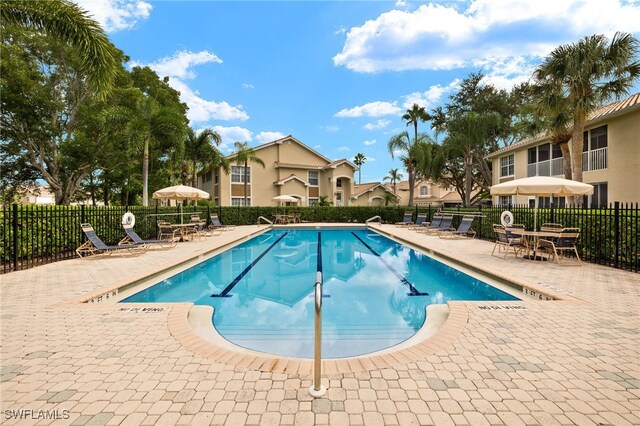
[490,176,594,230]
[153,185,210,223]
[272,194,298,216]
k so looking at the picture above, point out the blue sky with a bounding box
[77,0,640,184]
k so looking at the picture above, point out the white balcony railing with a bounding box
[527,158,564,177]
[582,147,608,171]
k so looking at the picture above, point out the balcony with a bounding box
[527,158,564,177]
[583,147,608,171]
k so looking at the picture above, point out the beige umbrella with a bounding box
[490,176,594,230]
[272,195,298,216]
[153,185,210,223]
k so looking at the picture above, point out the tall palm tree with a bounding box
[534,32,640,191]
[184,128,221,186]
[400,103,431,205]
[383,168,403,194]
[353,153,367,184]
[1,0,118,97]
[231,142,265,206]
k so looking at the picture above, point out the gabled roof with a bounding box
[273,174,310,187]
[324,158,357,170]
[224,135,332,163]
[487,92,640,159]
[274,162,324,170]
[351,182,399,199]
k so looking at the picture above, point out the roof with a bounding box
[274,162,324,170]
[487,92,640,159]
[224,135,332,163]
[351,182,398,199]
[273,174,310,186]
[324,158,357,170]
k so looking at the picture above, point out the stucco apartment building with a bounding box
[389,180,464,207]
[487,93,640,207]
[197,135,396,207]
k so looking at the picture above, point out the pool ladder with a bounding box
[309,271,326,397]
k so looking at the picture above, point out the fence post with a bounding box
[614,201,620,269]
[478,204,482,239]
[550,202,555,224]
[12,204,18,272]
[207,205,210,225]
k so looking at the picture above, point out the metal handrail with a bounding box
[256,216,273,225]
[309,271,326,397]
[365,215,382,225]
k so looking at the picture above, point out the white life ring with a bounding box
[500,211,514,228]
[122,212,135,227]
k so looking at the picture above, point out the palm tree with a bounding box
[184,128,221,186]
[534,32,640,191]
[399,103,431,205]
[231,142,265,206]
[1,0,118,97]
[383,168,403,194]
[382,192,397,207]
[353,153,367,184]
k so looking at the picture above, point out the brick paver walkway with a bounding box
[1,224,638,425]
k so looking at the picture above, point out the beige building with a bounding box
[487,93,640,207]
[351,182,399,206]
[388,180,464,207]
[198,135,367,207]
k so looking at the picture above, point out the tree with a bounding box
[400,104,431,205]
[383,168,403,194]
[534,32,640,191]
[382,192,397,207]
[353,153,367,184]
[231,142,265,206]
[318,195,331,207]
[184,127,221,186]
[1,0,118,97]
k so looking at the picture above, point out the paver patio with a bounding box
[1,224,638,425]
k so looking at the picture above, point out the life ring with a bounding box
[500,211,514,228]
[122,212,135,227]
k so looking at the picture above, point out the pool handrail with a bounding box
[365,215,382,225]
[309,271,326,397]
[256,216,273,225]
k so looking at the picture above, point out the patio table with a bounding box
[508,230,561,261]
[170,223,199,241]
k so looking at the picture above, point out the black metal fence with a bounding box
[1,202,638,273]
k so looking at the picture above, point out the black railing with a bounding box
[1,202,638,273]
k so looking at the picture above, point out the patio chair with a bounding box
[209,214,236,231]
[407,213,427,229]
[119,223,178,249]
[395,211,414,226]
[540,223,563,233]
[157,221,184,242]
[538,228,581,265]
[415,214,443,232]
[439,215,476,239]
[421,214,454,235]
[491,224,523,259]
[76,223,146,258]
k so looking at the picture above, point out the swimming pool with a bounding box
[122,228,519,358]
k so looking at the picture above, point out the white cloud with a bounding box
[337,146,351,152]
[241,83,254,89]
[132,51,248,123]
[403,79,461,109]
[211,126,253,151]
[363,119,391,130]
[320,125,340,132]
[363,139,377,146]
[334,0,640,86]
[75,0,152,32]
[335,101,401,118]
[256,131,286,143]
[314,145,322,149]
[395,0,408,7]
[335,26,347,35]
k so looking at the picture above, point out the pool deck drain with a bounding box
[1,223,639,425]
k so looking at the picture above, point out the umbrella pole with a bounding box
[180,203,183,224]
[534,197,538,232]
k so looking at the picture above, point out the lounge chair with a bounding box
[491,224,523,259]
[421,214,453,235]
[407,213,427,229]
[538,228,581,265]
[415,214,443,232]
[395,211,413,226]
[439,215,476,239]
[209,214,236,231]
[119,223,178,249]
[76,223,146,258]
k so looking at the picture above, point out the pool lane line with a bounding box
[211,232,289,298]
[350,232,429,297]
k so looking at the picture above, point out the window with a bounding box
[231,166,250,183]
[308,171,319,186]
[528,147,537,164]
[420,186,428,196]
[500,155,514,177]
[590,126,608,150]
[204,171,212,183]
[498,195,513,206]
[538,143,550,162]
[336,178,342,188]
[584,182,608,207]
[214,172,219,184]
[533,196,566,208]
[231,197,250,206]
[308,198,319,206]
[552,144,562,159]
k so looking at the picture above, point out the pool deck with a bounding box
[1,223,638,425]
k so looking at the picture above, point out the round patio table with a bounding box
[507,230,561,261]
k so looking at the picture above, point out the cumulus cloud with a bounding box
[363,139,377,146]
[211,126,253,151]
[337,146,351,152]
[241,83,254,89]
[132,50,248,122]
[75,0,152,32]
[334,0,640,86]
[335,101,401,118]
[403,79,461,109]
[363,119,391,130]
[256,131,286,143]
[320,125,340,132]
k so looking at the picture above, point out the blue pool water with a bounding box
[122,228,518,358]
